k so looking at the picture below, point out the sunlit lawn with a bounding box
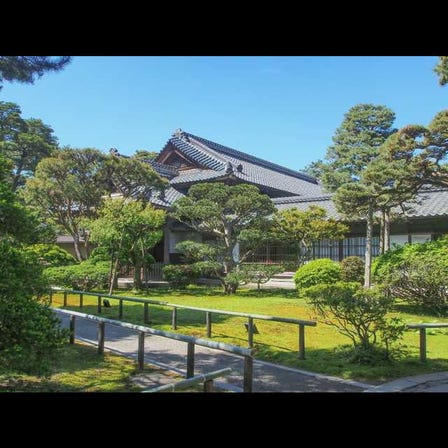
[51,286,448,383]
[0,342,160,392]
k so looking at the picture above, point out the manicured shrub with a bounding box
[162,264,198,287]
[340,256,364,283]
[25,243,76,267]
[44,260,110,290]
[304,281,405,363]
[0,242,65,375]
[294,258,342,291]
[239,264,284,290]
[373,236,448,316]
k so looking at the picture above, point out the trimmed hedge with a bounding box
[341,256,364,284]
[294,258,342,291]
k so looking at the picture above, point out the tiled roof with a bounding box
[170,169,228,185]
[273,189,448,220]
[148,160,179,179]
[149,187,184,208]
[162,131,324,198]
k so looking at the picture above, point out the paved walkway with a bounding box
[55,311,369,392]
[55,311,448,392]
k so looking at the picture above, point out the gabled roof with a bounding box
[157,130,325,198]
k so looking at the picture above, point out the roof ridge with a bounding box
[184,132,318,184]
[273,195,332,204]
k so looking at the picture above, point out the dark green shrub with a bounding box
[162,264,198,287]
[44,260,110,290]
[25,243,76,267]
[341,256,364,283]
[294,258,342,291]
[373,236,448,316]
[0,242,65,375]
[240,264,284,290]
[304,281,405,363]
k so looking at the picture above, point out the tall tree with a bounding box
[272,206,348,266]
[170,183,275,294]
[320,104,396,287]
[0,56,71,90]
[434,56,448,86]
[88,198,166,293]
[0,101,58,190]
[22,148,108,261]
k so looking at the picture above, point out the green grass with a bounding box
[51,286,448,383]
[0,342,168,392]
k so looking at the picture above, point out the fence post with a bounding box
[79,293,83,309]
[144,303,150,324]
[187,342,195,378]
[203,380,214,392]
[63,291,68,307]
[298,324,305,360]
[419,328,427,363]
[98,322,105,354]
[206,312,212,338]
[119,299,123,319]
[243,355,253,393]
[172,307,178,330]
[97,296,102,314]
[248,317,254,348]
[49,290,53,304]
[138,332,145,370]
[69,315,76,344]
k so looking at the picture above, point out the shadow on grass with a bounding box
[393,302,448,319]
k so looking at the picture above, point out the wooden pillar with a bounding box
[144,303,150,324]
[163,223,171,264]
[203,380,214,392]
[79,293,84,309]
[186,342,195,378]
[419,328,427,363]
[206,312,212,338]
[172,307,178,330]
[97,296,102,314]
[298,324,305,360]
[63,291,68,307]
[248,317,254,348]
[119,299,123,319]
[138,332,145,370]
[98,322,105,354]
[49,290,53,304]
[243,356,253,393]
[69,315,76,344]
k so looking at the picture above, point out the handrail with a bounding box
[53,308,253,392]
[143,368,232,393]
[407,322,448,363]
[50,288,316,359]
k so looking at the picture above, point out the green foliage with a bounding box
[294,258,342,291]
[239,264,284,290]
[373,237,448,315]
[272,206,348,266]
[171,182,275,294]
[340,256,364,283]
[44,260,110,291]
[162,264,198,288]
[133,150,159,161]
[304,282,405,363]
[434,56,448,86]
[25,243,76,267]
[0,56,71,90]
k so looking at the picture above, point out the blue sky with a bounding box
[1,56,446,171]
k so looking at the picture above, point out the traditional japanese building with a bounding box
[144,129,448,264]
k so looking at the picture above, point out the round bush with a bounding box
[25,243,76,267]
[294,258,342,290]
[341,256,364,283]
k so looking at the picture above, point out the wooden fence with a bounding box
[51,289,316,359]
[407,323,448,362]
[54,308,254,392]
[143,368,232,393]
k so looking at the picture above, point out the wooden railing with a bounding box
[143,368,232,393]
[407,323,448,362]
[53,308,254,392]
[51,289,317,359]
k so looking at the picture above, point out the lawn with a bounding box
[0,342,174,392]
[51,286,448,383]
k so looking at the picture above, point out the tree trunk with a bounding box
[364,202,373,289]
[133,259,143,290]
[379,210,385,255]
[384,209,391,252]
[72,235,84,262]
[109,257,120,295]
